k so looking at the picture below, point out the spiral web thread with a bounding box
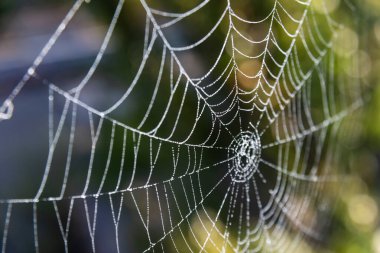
[0,0,362,252]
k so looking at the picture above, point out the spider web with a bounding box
[0,0,362,252]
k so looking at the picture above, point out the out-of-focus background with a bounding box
[0,0,379,252]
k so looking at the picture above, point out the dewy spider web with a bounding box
[0,0,362,252]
